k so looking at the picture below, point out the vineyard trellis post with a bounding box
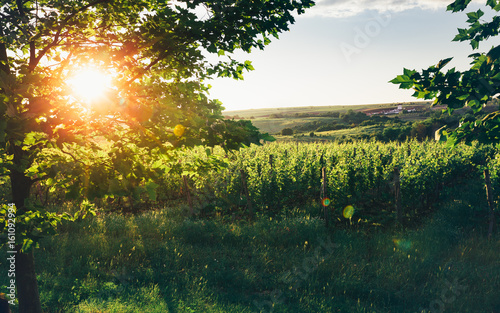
[240,169,254,218]
[321,166,329,227]
[394,167,402,224]
[183,175,194,216]
[483,169,496,238]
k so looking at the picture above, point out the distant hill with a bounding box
[223,101,434,135]
[223,101,433,119]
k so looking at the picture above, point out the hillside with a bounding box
[223,101,498,142]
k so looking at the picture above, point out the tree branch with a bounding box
[126,56,163,85]
[29,0,112,71]
[60,149,86,166]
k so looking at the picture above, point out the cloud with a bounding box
[305,0,480,18]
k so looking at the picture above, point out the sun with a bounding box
[67,68,112,103]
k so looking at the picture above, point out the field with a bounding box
[1,140,499,312]
[223,102,434,136]
[223,101,499,144]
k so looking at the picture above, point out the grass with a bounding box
[250,117,342,135]
[1,180,499,313]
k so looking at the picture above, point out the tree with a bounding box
[281,127,293,136]
[0,0,314,311]
[391,0,500,145]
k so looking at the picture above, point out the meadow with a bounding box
[1,140,499,312]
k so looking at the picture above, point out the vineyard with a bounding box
[14,139,498,231]
[135,140,497,227]
[1,140,500,313]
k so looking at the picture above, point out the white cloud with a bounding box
[305,0,481,18]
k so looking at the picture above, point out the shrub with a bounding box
[281,128,294,136]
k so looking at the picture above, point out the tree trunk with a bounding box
[10,170,42,313]
[15,247,42,313]
[10,170,32,213]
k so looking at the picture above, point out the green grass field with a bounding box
[1,180,498,313]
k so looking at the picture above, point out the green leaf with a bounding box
[403,68,416,77]
[466,10,484,23]
[447,0,473,12]
[21,238,34,252]
[244,60,255,71]
[437,57,453,69]
[145,181,159,201]
[487,45,500,64]
[389,75,412,86]
[487,0,497,8]
[491,72,500,81]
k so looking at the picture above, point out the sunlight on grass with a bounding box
[1,182,496,313]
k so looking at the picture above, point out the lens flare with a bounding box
[343,205,355,219]
[392,239,412,251]
[321,198,331,207]
[174,124,185,137]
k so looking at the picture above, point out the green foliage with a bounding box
[391,0,500,145]
[188,141,494,227]
[0,0,311,250]
[0,203,76,252]
[340,109,370,125]
[281,128,294,136]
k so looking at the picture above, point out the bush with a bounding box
[281,128,293,136]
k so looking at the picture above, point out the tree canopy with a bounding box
[0,1,314,311]
[0,0,313,220]
[391,0,500,145]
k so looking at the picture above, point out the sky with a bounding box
[209,0,499,112]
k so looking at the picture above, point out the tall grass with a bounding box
[1,179,498,313]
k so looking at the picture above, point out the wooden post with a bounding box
[321,167,329,227]
[484,169,496,238]
[240,169,254,218]
[269,154,274,169]
[183,175,194,216]
[394,168,402,224]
